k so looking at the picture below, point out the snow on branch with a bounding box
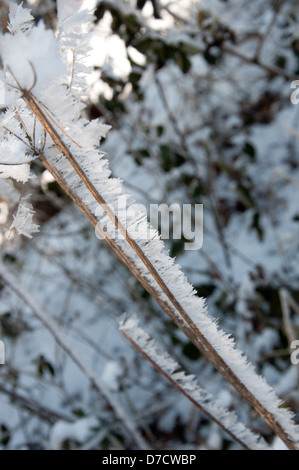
[119,315,268,451]
[0,266,149,450]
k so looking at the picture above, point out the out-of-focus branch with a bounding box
[280,288,297,345]
[279,288,299,383]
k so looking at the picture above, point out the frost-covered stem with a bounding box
[1,0,297,451]
[120,327,266,450]
[279,289,299,382]
[0,267,149,451]
[223,45,299,81]
[283,125,299,143]
[32,101,298,448]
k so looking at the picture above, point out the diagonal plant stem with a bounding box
[223,45,299,81]
[39,154,225,364]
[15,87,298,448]
[120,319,268,450]
[279,288,299,382]
[39,155,221,362]
[0,267,149,450]
[280,289,297,346]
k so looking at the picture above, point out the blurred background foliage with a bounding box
[1,0,299,450]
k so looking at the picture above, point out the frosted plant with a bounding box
[9,195,39,239]
[0,1,298,449]
[0,267,148,450]
[119,315,269,450]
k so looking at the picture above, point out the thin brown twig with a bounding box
[223,45,299,81]
[0,268,149,450]
[40,148,299,449]
[121,327,261,450]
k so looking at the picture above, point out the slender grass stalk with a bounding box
[0,267,149,450]
[0,382,74,424]
[20,89,297,449]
